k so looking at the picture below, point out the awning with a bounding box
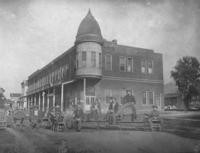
[62,80,75,86]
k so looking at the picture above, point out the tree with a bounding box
[171,56,200,110]
[0,88,6,108]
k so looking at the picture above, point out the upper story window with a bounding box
[147,61,153,74]
[141,60,146,73]
[127,57,133,72]
[105,54,112,71]
[141,60,154,74]
[99,53,102,68]
[76,52,79,69]
[91,51,96,67]
[119,56,126,72]
[82,51,87,67]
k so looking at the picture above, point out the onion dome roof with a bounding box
[76,9,102,44]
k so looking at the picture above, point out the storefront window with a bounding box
[105,89,112,103]
[143,91,154,105]
[148,91,154,104]
[143,92,147,105]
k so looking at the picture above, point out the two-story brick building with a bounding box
[26,10,164,113]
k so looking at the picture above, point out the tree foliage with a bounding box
[171,56,200,109]
[0,88,6,108]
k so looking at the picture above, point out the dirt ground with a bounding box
[0,127,200,153]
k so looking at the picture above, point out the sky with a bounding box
[0,0,200,97]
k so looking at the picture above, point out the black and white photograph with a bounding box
[0,0,200,153]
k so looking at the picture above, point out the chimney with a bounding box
[112,39,117,44]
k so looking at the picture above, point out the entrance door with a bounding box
[84,96,96,112]
[86,96,96,105]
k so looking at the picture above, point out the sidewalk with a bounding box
[160,110,200,120]
[81,120,147,131]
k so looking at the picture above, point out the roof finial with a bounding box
[87,8,92,17]
[88,8,91,14]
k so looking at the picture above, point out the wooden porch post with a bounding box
[61,84,64,112]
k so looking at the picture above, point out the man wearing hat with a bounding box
[149,105,159,119]
[148,105,161,131]
[122,90,137,121]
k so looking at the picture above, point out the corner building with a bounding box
[27,10,164,113]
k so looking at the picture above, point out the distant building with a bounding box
[0,87,5,94]
[164,82,200,109]
[5,99,14,108]
[0,87,5,108]
[26,10,164,113]
[164,82,182,108]
[19,80,28,109]
[10,93,22,109]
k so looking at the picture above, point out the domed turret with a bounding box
[76,9,102,44]
[75,10,103,79]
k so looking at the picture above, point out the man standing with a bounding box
[123,90,136,104]
[107,98,115,124]
[114,98,119,114]
[73,103,83,131]
[122,90,137,121]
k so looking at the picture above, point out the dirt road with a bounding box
[0,128,200,153]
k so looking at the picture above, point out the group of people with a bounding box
[65,91,161,129]
[106,91,137,124]
[107,97,119,124]
[89,98,101,121]
[108,97,120,114]
[46,105,64,131]
[82,90,138,124]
